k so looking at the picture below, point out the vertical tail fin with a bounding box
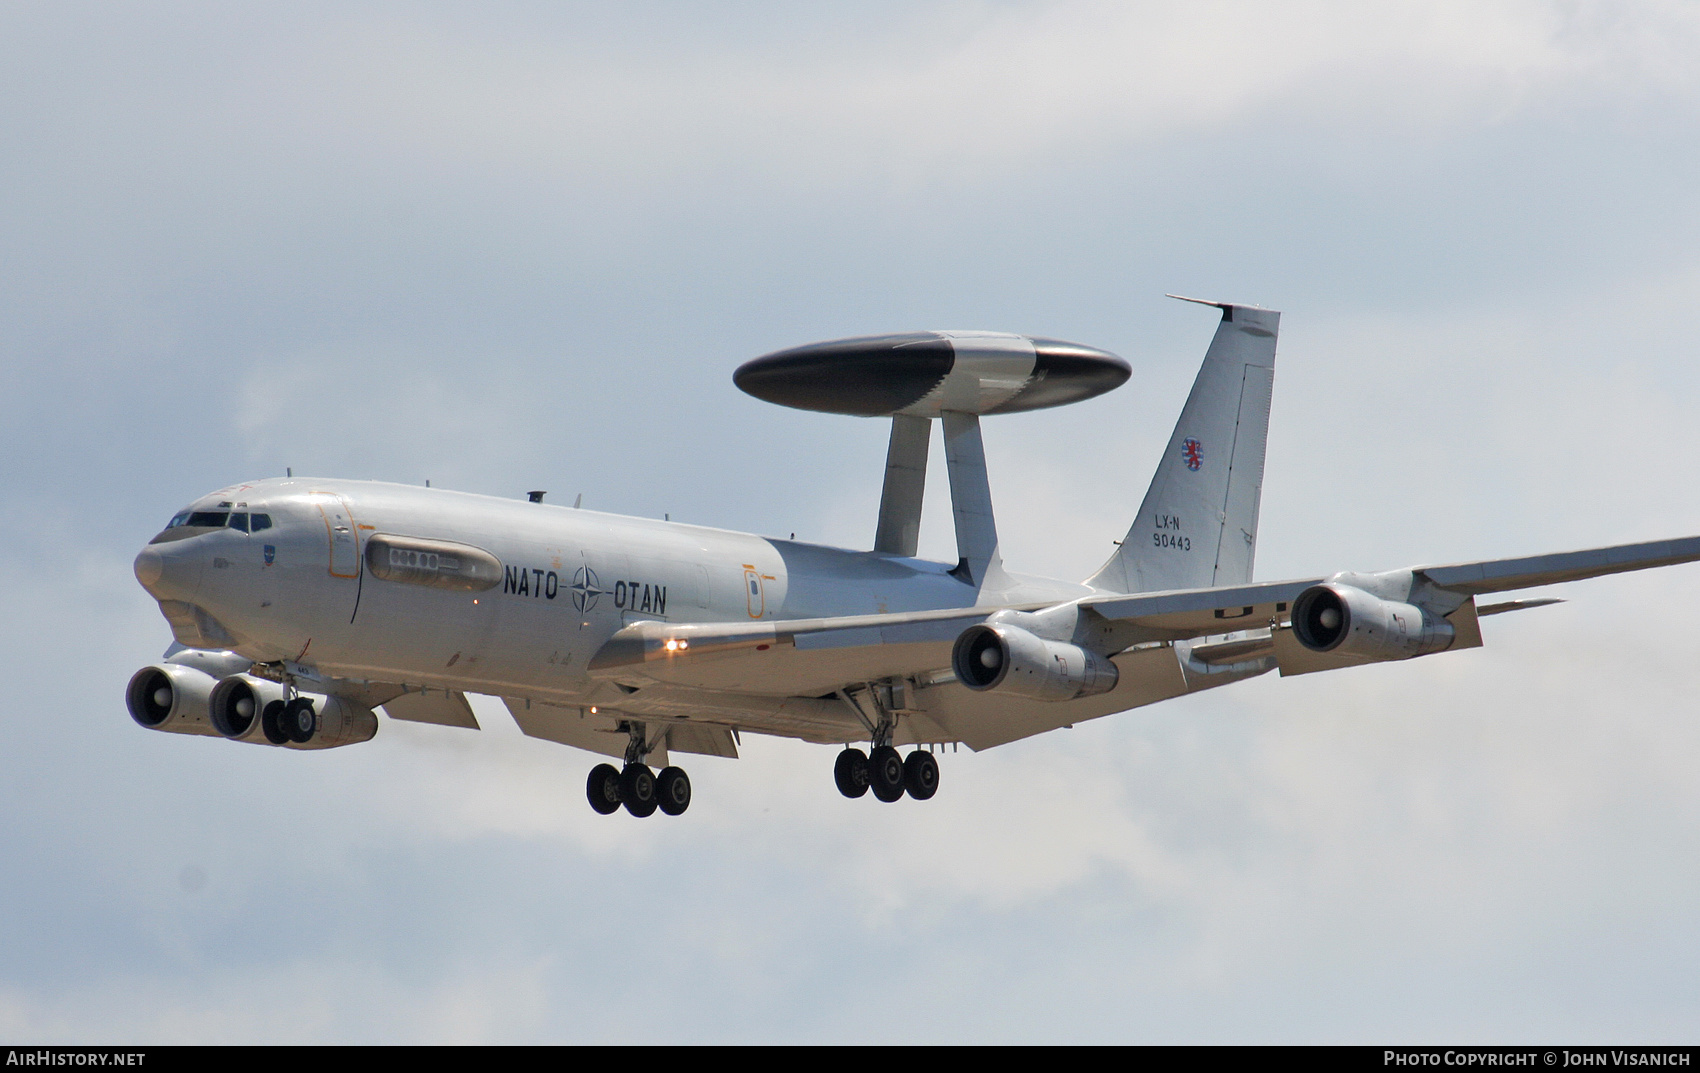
[1086,298,1279,594]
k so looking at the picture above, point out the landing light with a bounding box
[663,639,690,652]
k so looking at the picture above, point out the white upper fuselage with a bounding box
[135,477,1092,704]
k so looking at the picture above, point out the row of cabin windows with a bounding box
[165,510,274,533]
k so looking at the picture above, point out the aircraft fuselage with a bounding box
[134,477,1092,706]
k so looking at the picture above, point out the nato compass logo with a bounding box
[571,566,603,613]
[1182,437,1204,471]
[263,544,276,565]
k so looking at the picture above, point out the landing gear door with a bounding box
[311,494,362,578]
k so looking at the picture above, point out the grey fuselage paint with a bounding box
[136,478,1094,707]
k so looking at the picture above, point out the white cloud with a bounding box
[242,0,1700,190]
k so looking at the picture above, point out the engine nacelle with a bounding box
[126,663,222,736]
[208,674,378,749]
[1289,583,1455,662]
[294,694,378,749]
[952,624,1119,702]
[208,673,284,742]
[126,649,252,736]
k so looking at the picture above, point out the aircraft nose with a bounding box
[134,543,204,601]
[133,547,163,589]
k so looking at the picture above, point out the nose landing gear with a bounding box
[583,721,692,818]
[260,696,316,744]
[283,697,317,743]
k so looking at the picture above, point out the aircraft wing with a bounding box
[1085,533,1700,630]
[381,687,480,729]
[1416,535,1700,595]
[586,605,1008,697]
[587,533,1700,702]
[585,580,1324,701]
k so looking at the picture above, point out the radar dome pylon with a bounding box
[734,330,1131,596]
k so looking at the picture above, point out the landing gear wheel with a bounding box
[586,763,622,815]
[260,700,290,745]
[620,764,658,817]
[834,748,870,799]
[656,767,691,816]
[869,745,906,802]
[283,698,316,744]
[903,750,939,800]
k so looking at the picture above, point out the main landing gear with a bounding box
[834,746,939,802]
[585,720,691,817]
[832,682,941,803]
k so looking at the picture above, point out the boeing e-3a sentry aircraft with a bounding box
[127,297,1700,817]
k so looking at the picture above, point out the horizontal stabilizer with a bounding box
[1477,598,1564,616]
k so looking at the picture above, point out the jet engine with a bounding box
[126,649,252,736]
[208,674,378,749]
[951,624,1119,702]
[1289,582,1455,662]
[126,663,222,736]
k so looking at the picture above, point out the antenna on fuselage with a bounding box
[731,330,1130,590]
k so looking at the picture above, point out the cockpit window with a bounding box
[152,507,274,543]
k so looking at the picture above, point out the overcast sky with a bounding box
[4,0,1700,1042]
